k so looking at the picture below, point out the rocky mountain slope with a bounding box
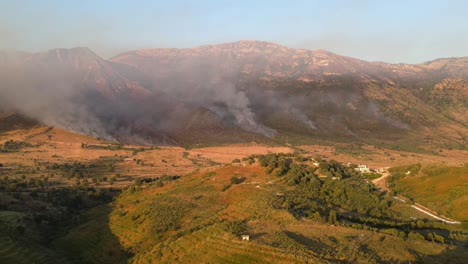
[0,48,231,144]
[1,41,466,147]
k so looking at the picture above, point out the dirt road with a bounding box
[372,168,390,192]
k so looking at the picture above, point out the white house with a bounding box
[241,235,250,241]
[355,164,370,173]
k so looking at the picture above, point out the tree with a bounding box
[224,220,248,236]
[15,225,25,235]
[275,156,290,176]
[328,210,338,225]
[408,232,425,241]
[312,211,323,223]
[432,233,445,243]
[155,181,164,187]
[230,176,241,184]
[427,232,435,242]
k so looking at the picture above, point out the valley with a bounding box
[1,1,468,263]
[0,36,467,264]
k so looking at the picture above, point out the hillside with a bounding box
[111,40,468,147]
[58,155,468,263]
[0,41,466,147]
[428,78,468,124]
[0,49,237,145]
[388,163,468,221]
[0,112,38,133]
[0,124,467,263]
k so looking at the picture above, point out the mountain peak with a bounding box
[45,47,98,59]
[21,46,105,70]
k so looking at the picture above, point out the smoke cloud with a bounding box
[0,45,416,146]
[0,61,115,140]
[208,83,277,136]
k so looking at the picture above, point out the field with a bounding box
[1,125,465,187]
[299,143,466,168]
[0,126,297,188]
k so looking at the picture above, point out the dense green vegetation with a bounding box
[81,143,156,155]
[0,140,33,152]
[43,158,120,179]
[334,144,373,157]
[0,185,119,263]
[0,156,126,191]
[255,153,465,243]
[0,155,124,263]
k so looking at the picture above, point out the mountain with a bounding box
[111,40,379,80]
[0,112,38,133]
[0,47,234,144]
[1,41,467,148]
[111,41,467,147]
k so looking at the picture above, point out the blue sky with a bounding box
[1,0,467,63]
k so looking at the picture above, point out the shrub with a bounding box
[224,220,248,236]
[408,231,425,241]
[426,232,445,243]
[328,210,338,224]
[230,176,241,184]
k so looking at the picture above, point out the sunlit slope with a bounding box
[59,160,465,263]
[389,163,468,221]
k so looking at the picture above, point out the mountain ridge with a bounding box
[0,40,466,147]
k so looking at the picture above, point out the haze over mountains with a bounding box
[0,40,467,147]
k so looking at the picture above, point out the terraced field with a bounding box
[139,225,314,263]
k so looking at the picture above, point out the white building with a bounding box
[355,164,370,173]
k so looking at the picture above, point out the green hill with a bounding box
[60,155,467,263]
[1,153,467,263]
[388,163,468,221]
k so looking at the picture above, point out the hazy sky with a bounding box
[1,0,467,63]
